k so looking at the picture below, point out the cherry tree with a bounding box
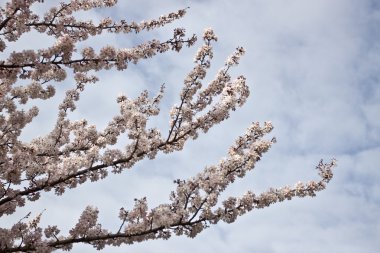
[0,1,336,252]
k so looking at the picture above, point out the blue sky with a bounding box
[1,0,380,252]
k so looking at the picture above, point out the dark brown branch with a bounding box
[0,129,195,207]
[0,8,20,31]
[166,39,212,143]
[0,37,196,70]
[2,218,206,253]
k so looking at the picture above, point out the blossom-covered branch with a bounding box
[0,0,187,41]
[0,122,336,252]
[0,0,336,252]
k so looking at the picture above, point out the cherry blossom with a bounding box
[0,1,336,252]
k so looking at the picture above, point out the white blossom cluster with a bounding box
[0,1,336,252]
